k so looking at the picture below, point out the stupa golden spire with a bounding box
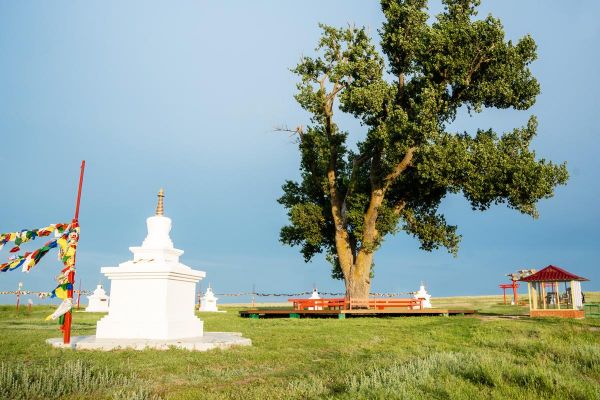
[156,188,165,216]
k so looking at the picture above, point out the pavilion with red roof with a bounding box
[519,265,589,318]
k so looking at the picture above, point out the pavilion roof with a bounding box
[519,265,589,282]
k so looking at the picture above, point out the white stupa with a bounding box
[85,284,109,312]
[48,189,251,351]
[413,283,432,308]
[308,288,322,310]
[95,189,205,339]
[199,286,220,312]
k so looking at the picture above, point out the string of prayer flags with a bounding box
[0,223,69,252]
[0,289,91,296]
[57,225,79,272]
[0,224,78,274]
[213,291,416,297]
[47,225,80,326]
[0,238,59,273]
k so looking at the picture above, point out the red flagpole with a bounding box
[63,160,85,345]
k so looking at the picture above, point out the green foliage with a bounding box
[279,0,568,278]
[281,202,327,262]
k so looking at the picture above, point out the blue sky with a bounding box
[1,1,598,304]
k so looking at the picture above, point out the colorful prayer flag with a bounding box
[51,283,73,300]
[45,298,73,321]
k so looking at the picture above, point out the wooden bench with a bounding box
[287,298,346,311]
[348,298,423,310]
[288,297,423,311]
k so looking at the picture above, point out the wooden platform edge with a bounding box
[238,308,477,318]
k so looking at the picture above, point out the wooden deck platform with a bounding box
[239,308,476,319]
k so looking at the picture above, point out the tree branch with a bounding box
[383,147,417,191]
[274,125,304,143]
[450,46,495,103]
[398,72,405,100]
[328,81,344,101]
[393,200,407,216]
[341,150,373,223]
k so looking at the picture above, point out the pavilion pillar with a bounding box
[527,283,532,310]
[555,282,560,309]
[571,280,576,310]
[541,282,547,310]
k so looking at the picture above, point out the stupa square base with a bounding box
[96,316,204,340]
[46,332,251,351]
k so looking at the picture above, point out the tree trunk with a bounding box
[346,270,370,299]
[345,252,373,300]
[342,186,382,300]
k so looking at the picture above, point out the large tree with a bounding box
[278,0,568,299]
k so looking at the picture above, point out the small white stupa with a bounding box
[308,288,322,310]
[309,288,321,300]
[48,189,251,351]
[199,286,220,312]
[85,284,109,312]
[413,283,433,309]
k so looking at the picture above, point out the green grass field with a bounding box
[1,294,599,400]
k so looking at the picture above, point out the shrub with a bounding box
[0,360,161,400]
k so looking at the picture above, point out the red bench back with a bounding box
[287,298,346,310]
[348,298,423,310]
[287,297,423,310]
